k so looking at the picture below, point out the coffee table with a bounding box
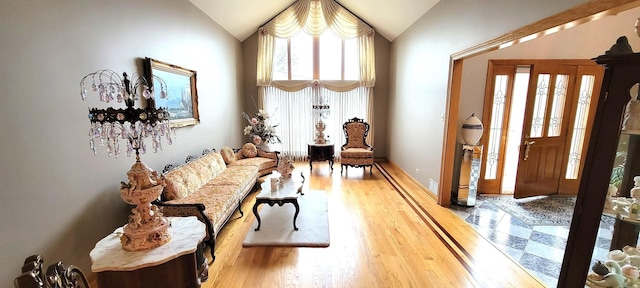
[252,172,305,231]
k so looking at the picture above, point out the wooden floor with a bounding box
[200,161,545,288]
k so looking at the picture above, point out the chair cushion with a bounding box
[341,148,374,158]
[220,146,237,164]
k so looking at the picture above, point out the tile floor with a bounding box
[449,199,616,287]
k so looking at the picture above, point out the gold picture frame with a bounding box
[144,57,199,128]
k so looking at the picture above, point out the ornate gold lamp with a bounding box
[80,69,175,251]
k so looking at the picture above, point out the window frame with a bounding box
[275,31,354,81]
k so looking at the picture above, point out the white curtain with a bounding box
[263,86,371,160]
[256,0,375,159]
[257,0,376,89]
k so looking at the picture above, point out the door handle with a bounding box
[524,140,536,161]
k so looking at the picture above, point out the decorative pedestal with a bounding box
[119,155,172,251]
[451,144,483,206]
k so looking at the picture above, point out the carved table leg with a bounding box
[252,201,262,231]
[292,200,300,231]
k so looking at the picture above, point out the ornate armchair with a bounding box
[340,117,374,174]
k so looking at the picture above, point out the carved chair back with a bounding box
[15,255,90,288]
[342,117,372,150]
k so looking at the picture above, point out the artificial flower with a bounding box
[242,110,281,144]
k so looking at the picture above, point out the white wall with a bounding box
[0,0,242,284]
[389,0,592,195]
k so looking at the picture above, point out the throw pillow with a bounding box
[241,143,258,158]
[220,146,237,164]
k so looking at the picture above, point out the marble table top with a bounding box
[258,174,303,200]
[90,216,206,272]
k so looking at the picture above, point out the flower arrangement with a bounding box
[243,109,281,145]
[277,155,295,178]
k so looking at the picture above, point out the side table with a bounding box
[308,142,334,171]
[90,216,207,288]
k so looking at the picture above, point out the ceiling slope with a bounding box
[189,0,440,42]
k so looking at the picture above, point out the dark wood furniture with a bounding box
[96,253,201,288]
[308,142,334,171]
[14,255,89,288]
[558,39,640,286]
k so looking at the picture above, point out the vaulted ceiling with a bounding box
[188,0,440,42]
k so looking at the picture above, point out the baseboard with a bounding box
[375,161,436,201]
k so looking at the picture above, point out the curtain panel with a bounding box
[262,86,372,160]
[256,0,376,90]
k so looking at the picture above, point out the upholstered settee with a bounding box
[154,145,279,260]
[221,144,280,177]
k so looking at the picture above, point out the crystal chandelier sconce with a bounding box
[80,69,175,251]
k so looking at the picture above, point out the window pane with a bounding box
[344,37,359,80]
[319,30,341,80]
[548,75,569,137]
[485,74,509,180]
[530,74,550,138]
[566,75,595,179]
[272,37,289,80]
[290,32,313,80]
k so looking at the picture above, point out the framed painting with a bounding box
[144,57,199,127]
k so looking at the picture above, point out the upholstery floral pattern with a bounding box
[229,157,276,173]
[341,117,374,173]
[163,152,225,200]
[157,148,280,255]
[343,122,368,149]
[220,146,237,164]
[166,184,241,235]
[241,143,258,158]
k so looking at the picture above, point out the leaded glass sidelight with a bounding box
[548,75,569,137]
[530,74,551,138]
[566,75,596,179]
[485,75,508,180]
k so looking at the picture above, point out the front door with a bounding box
[514,65,577,198]
[478,60,603,198]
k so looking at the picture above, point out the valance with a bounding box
[257,0,376,90]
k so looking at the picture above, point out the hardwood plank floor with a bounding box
[201,161,545,288]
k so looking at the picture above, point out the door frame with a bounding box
[438,0,640,207]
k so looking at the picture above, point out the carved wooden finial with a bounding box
[605,36,634,55]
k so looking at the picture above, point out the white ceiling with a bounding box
[188,0,440,42]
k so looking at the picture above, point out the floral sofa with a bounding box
[154,143,279,260]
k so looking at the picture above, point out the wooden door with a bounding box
[514,64,578,198]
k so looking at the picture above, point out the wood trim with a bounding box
[451,0,640,60]
[477,63,517,194]
[439,58,462,206]
[445,0,640,204]
[385,160,438,201]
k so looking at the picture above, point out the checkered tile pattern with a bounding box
[450,199,615,287]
